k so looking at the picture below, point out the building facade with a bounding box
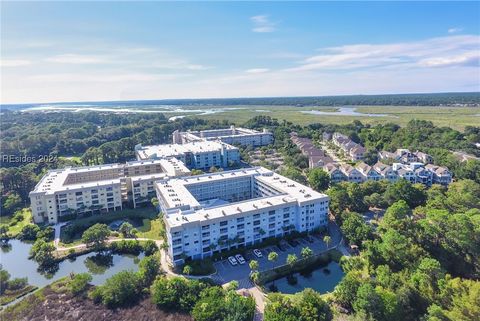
[156,167,330,266]
[29,159,190,224]
[135,141,241,170]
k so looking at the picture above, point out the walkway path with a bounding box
[53,222,68,247]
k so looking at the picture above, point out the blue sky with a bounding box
[1,1,479,104]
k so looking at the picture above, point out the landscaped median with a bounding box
[253,248,343,286]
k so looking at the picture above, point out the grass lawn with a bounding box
[136,217,165,240]
[59,207,162,245]
[0,208,33,238]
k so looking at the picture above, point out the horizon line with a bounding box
[1,90,479,107]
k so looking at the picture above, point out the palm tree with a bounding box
[249,259,259,272]
[268,251,279,287]
[301,246,313,260]
[268,251,279,269]
[286,254,298,266]
[323,235,332,248]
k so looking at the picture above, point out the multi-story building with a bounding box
[425,164,452,186]
[172,126,273,147]
[156,167,329,266]
[29,158,190,224]
[135,141,241,170]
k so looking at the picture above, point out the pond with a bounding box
[265,261,344,294]
[300,107,393,117]
[1,239,144,289]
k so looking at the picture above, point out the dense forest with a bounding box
[1,112,480,216]
[2,92,479,110]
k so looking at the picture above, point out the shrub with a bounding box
[68,273,92,295]
[18,225,40,241]
[7,277,28,291]
[143,240,158,256]
[95,270,142,307]
[109,240,143,255]
[151,277,207,312]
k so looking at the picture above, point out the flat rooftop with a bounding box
[31,158,190,195]
[135,141,237,160]
[157,167,329,228]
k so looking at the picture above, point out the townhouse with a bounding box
[331,132,366,161]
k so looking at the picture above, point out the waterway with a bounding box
[300,107,392,117]
[1,239,144,289]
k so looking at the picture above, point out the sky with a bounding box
[1,1,479,104]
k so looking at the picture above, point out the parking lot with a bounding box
[211,222,342,288]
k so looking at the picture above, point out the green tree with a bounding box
[268,251,279,269]
[301,247,313,259]
[296,288,333,321]
[81,223,110,250]
[30,238,56,267]
[138,255,160,287]
[249,260,259,272]
[287,254,298,266]
[307,168,330,191]
[323,235,332,248]
[118,222,134,238]
[384,179,426,208]
[18,224,40,241]
[183,264,193,275]
[191,287,226,321]
[353,283,384,320]
[334,271,362,309]
[340,212,373,246]
[95,270,141,307]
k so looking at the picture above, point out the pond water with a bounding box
[0,239,144,289]
[265,261,344,294]
[300,107,392,117]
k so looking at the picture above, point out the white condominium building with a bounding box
[29,158,190,224]
[156,167,329,266]
[134,141,241,170]
[172,125,274,147]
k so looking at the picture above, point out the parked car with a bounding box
[307,236,315,243]
[228,256,238,266]
[235,254,246,265]
[253,249,263,258]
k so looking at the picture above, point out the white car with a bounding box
[228,256,238,266]
[253,249,263,258]
[235,254,246,265]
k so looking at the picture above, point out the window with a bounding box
[253,220,260,226]
[268,210,275,215]
[201,225,210,230]
[220,221,228,226]
[237,224,244,230]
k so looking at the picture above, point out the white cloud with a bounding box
[448,27,463,34]
[245,68,269,74]
[0,59,31,67]
[250,15,276,33]
[45,54,109,64]
[289,35,480,71]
